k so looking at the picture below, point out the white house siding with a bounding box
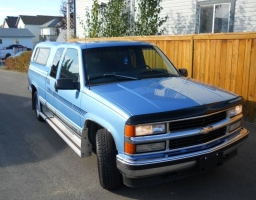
[75,0,93,38]
[0,38,33,49]
[17,20,25,28]
[159,0,196,35]
[234,0,256,32]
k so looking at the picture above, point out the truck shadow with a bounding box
[0,93,68,167]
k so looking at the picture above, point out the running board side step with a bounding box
[39,111,92,158]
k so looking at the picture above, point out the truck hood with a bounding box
[91,77,237,116]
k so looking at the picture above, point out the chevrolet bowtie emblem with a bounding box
[199,126,213,134]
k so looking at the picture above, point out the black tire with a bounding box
[5,53,11,60]
[33,91,44,122]
[96,129,122,190]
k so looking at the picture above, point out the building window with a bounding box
[14,39,19,44]
[196,0,235,34]
[0,39,2,44]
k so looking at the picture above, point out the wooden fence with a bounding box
[70,32,256,123]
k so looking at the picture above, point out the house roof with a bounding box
[39,18,61,28]
[0,28,34,37]
[4,16,18,28]
[17,15,61,26]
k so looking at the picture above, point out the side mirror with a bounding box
[55,78,80,91]
[178,68,188,77]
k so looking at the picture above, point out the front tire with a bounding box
[33,91,44,122]
[96,129,122,190]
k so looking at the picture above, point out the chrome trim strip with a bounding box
[54,109,83,137]
[43,102,82,137]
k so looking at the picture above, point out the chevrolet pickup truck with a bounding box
[28,41,249,190]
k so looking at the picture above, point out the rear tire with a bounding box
[33,91,44,122]
[96,129,122,190]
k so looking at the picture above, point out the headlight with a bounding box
[135,123,166,136]
[125,123,166,137]
[230,105,242,118]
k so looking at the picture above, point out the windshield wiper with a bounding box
[89,73,138,80]
[137,69,174,76]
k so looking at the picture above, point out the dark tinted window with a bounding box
[50,48,64,78]
[83,45,179,85]
[60,48,79,81]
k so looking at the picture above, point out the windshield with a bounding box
[83,45,179,85]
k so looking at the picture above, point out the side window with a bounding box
[33,48,50,65]
[60,48,79,82]
[50,48,64,78]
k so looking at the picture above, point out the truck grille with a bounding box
[169,127,226,150]
[169,111,226,131]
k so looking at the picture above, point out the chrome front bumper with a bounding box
[117,128,248,180]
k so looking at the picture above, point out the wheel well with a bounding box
[86,120,103,148]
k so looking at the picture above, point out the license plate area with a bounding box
[198,152,223,172]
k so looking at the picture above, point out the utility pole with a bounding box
[67,0,71,40]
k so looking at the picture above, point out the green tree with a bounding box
[84,0,102,38]
[135,0,167,35]
[101,0,130,37]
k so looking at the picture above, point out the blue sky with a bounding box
[0,0,63,25]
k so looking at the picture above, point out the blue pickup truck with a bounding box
[28,41,249,189]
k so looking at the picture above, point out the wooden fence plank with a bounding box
[213,40,222,86]
[199,40,206,81]
[236,40,246,96]
[204,40,210,83]
[219,40,227,88]
[224,40,233,90]
[230,40,239,93]
[193,40,200,80]
[208,40,216,85]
